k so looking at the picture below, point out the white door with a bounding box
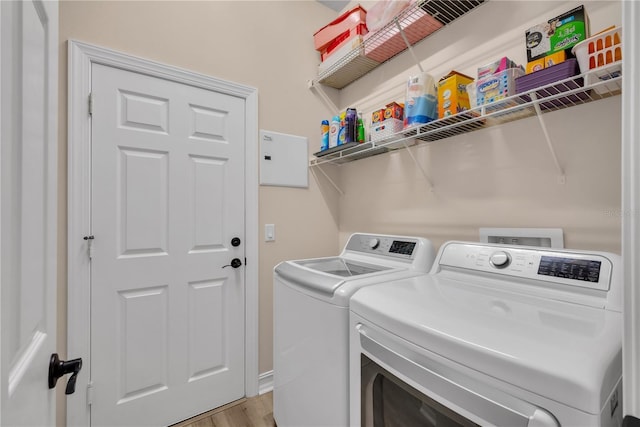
[0,0,59,425]
[89,63,246,426]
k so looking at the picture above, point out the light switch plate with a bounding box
[265,224,275,242]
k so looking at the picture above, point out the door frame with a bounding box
[66,40,259,426]
[622,0,640,419]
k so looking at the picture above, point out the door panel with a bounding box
[117,285,169,403]
[1,0,58,425]
[187,280,226,378]
[190,156,226,251]
[90,63,245,426]
[118,148,169,256]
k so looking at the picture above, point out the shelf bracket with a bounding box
[530,92,566,184]
[394,19,424,73]
[308,80,339,115]
[310,163,344,196]
[402,140,433,191]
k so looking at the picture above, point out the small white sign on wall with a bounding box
[259,130,308,188]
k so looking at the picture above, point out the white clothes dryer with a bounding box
[350,241,623,427]
[273,233,435,427]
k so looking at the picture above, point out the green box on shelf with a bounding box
[526,5,590,62]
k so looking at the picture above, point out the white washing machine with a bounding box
[273,233,436,427]
[350,241,623,427]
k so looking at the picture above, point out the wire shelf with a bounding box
[310,62,622,167]
[314,0,486,89]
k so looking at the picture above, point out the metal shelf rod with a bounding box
[402,140,433,190]
[311,164,344,196]
[530,92,565,182]
[395,18,424,73]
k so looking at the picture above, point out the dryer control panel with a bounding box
[437,242,616,293]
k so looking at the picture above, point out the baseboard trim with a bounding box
[258,370,273,395]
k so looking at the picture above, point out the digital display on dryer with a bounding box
[537,256,601,282]
[389,241,416,256]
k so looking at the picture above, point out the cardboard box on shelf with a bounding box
[526,51,567,74]
[371,108,385,123]
[438,71,474,118]
[525,5,589,62]
[544,50,566,67]
[526,58,545,74]
[475,68,524,106]
[383,102,404,121]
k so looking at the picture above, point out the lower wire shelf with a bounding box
[310,62,622,167]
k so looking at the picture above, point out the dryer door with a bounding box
[356,322,559,427]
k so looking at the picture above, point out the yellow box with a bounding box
[526,58,545,74]
[544,50,566,67]
[383,102,404,121]
[371,109,385,123]
[438,71,474,118]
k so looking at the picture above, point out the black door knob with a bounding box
[49,353,82,395]
[222,258,242,269]
[231,237,241,247]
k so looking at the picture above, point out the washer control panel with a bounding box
[345,234,419,260]
[438,242,613,292]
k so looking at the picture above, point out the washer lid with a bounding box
[294,257,391,277]
[275,257,392,296]
[350,275,622,414]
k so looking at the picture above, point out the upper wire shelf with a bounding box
[313,0,486,89]
[310,62,623,167]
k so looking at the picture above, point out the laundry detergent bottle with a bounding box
[321,120,329,151]
[329,116,340,148]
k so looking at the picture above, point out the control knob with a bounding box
[489,251,511,269]
[369,238,380,250]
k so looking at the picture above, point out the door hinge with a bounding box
[88,93,93,116]
[245,257,247,266]
[87,381,94,405]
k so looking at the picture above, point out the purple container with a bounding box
[515,59,589,110]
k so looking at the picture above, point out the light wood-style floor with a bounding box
[173,392,275,427]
